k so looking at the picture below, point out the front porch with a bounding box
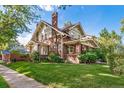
[63,39,98,63]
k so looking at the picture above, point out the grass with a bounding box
[0,75,9,88]
[4,61,124,88]
[0,60,3,63]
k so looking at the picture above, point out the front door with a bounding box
[40,46,48,55]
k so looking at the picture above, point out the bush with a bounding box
[48,53,64,63]
[106,53,116,73]
[87,48,106,62]
[11,58,17,62]
[30,51,40,63]
[113,55,124,75]
[113,65,124,75]
[106,53,124,75]
[79,52,97,63]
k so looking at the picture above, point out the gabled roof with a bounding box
[61,22,85,35]
[26,20,85,47]
[41,20,67,36]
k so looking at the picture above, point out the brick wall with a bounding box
[10,54,30,61]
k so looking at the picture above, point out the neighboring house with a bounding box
[1,50,11,62]
[26,12,98,64]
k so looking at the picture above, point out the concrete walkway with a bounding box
[0,65,47,88]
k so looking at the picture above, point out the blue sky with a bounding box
[18,5,124,45]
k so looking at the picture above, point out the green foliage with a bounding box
[120,19,124,33]
[98,28,121,54]
[11,50,21,55]
[113,65,124,75]
[106,53,116,73]
[48,52,64,63]
[113,54,124,75]
[98,28,122,74]
[105,48,124,75]
[87,48,106,62]
[0,5,41,49]
[0,75,9,88]
[79,52,97,63]
[30,51,40,63]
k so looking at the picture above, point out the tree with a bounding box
[98,28,121,73]
[98,28,121,54]
[120,19,124,33]
[0,5,41,50]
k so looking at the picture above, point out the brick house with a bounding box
[26,12,98,64]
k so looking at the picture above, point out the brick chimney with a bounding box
[52,12,58,29]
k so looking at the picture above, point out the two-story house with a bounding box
[26,12,98,64]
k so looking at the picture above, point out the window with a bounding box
[41,46,48,55]
[68,46,75,53]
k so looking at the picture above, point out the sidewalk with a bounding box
[0,65,47,88]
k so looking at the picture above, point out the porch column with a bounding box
[48,46,49,55]
[37,43,41,55]
[61,35,63,58]
[76,44,81,54]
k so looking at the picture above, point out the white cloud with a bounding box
[17,32,33,46]
[39,5,54,11]
[39,5,60,11]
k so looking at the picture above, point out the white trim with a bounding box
[68,45,75,54]
[41,21,68,36]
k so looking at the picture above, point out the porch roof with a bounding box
[64,38,98,48]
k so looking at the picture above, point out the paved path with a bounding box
[0,65,47,88]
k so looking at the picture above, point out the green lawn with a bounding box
[4,62,124,88]
[0,75,9,88]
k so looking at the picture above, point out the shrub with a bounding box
[106,53,124,75]
[113,65,124,75]
[30,51,40,63]
[106,53,116,73]
[79,52,97,63]
[113,55,124,75]
[11,58,17,62]
[87,48,106,62]
[48,53,64,63]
